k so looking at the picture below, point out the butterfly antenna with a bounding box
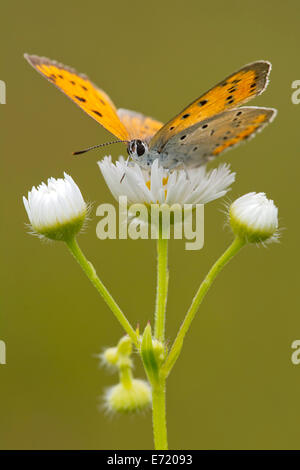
[73,140,129,156]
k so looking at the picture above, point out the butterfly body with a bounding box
[24,55,277,170]
[128,140,206,170]
[127,140,159,169]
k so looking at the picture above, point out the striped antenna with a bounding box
[73,140,129,156]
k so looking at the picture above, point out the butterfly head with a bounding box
[127,139,151,167]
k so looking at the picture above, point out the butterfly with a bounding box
[24,54,276,170]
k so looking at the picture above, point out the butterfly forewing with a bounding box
[24,54,130,141]
[149,61,272,152]
[162,107,276,168]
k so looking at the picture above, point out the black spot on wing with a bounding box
[74,95,86,103]
[92,110,103,117]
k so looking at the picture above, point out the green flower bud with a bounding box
[23,173,87,242]
[105,379,151,413]
[117,336,132,357]
[102,347,119,367]
[229,192,279,244]
[141,324,164,384]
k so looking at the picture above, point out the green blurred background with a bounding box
[1,0,299,450]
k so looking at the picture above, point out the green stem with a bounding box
[119,364,133,389]
[66,237,139,347]
[154,236,169,342]
[151,233,169,449]
[152,378,168,450]
[163,236,245,376]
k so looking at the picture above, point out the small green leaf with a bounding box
[141,324,160,384]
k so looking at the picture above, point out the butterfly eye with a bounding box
[136,140,146,157]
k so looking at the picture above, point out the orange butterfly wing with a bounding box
[150,61,272,151]
[24,54,130,141]
[161,107,276,168]
[117,109,163,143]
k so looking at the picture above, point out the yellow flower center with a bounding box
[146,176,169,191]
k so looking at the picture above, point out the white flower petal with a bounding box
[98,157,235,207]
[229,192,279,243]
[23,173,87,239]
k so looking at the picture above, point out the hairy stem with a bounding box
[152,378,168,450]
[154,236,169,342]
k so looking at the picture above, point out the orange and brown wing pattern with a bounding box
[24,54,129,141]
[211,108,274,157]
[162,107,277,168]
[117,109,163,142]
[150,61,271,151]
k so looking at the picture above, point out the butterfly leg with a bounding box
[120,156,130,183]
[183,163,190,181]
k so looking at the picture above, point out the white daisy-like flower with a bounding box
[23,173,87,241]
[98,156,235,206]
[229,192,279,243]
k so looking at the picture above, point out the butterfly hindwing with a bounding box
[117,109,163,143]
[149,61,272,152]
[161,107,276,168]
[24,54,130,141]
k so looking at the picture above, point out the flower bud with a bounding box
[117,336,132,357]
[152,339,165,361]
[102,347,119,367]
[229,192,278,243]
[23,173,87,241]
[105,379,151,413]
[141,324,165,384]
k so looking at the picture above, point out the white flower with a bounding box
[98,156,235,206]
[229,192,279,243]
[23,173,87,241]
